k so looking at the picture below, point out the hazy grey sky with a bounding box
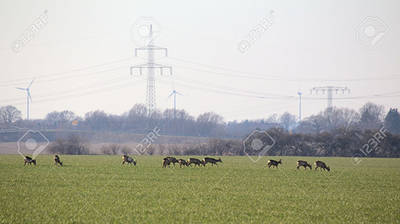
[0,0,399,121]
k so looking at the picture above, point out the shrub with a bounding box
[101,144,121,155]
[101,144,132,155]
[48,135,89,155]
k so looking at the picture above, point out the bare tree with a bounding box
[84,110,109,130]
[197,112,225,136]
[0,105,22,124]
[45,110,76,128]
[359,102,385,130]
[384,108,400,134]
[279,112,297,131]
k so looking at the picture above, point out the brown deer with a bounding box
[187,158,203,167]
[267,159,282,168]
[163,157,179,167]
[162,157,178,168]
[122,155,136,166]
[178,159,188,168]
[54,155,63,166]
[162,158,171,168]
[315,160,330,171]
[24,156,36,166]
[296,160,312,170]
[203,157,222,166]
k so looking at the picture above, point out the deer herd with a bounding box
[267,159,331,171]
[22,155,330,171]
[162,156,223,168]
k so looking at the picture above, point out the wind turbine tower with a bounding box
[169,90,183,120]
[297,91,302,121]
[130,24,172,116]
[310,86,350,111]
[16,79,34,120]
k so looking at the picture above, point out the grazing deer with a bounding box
[187,158,203,167]
[24,156,36,166]
[267,159,282,168]
[203,157,222,166]
[315,160,330,171]
[122,155,136,166]
[162,157,172,168]
[163,157,179,167]
[54,155,63,166]
[178,159,188,168]
[296,160,312,170]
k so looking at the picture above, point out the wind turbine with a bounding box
[16,79,34,120]
[297,91,302,121]
[168,89,183,120]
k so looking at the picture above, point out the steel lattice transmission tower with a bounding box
[311,86,350,110]
[130,25,172,116]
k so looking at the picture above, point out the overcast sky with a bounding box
[0,0,399,122]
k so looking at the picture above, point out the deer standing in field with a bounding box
[54,155,63,166]
[163,157,179,167]
[315,160,330,171]
[203,157,222,166]
[122,155,136,166]
[162,158,171,168]
[178,159,189,168]
[187,158,203,167]
[162,157,177,168]
[267,159,282,168]
[296,160,312,170]
[24,156,36,166]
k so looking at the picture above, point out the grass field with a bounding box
[0,155,399,224]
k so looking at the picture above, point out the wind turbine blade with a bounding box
[168,92,174,98]
[176,91,183,96]
[16,87,26,91]
[28,78,35,88]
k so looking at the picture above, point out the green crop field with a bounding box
[0,155,399,224]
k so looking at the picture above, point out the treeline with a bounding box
[45,127,400,158]
[155,128,400,158]
[1,102,400,138]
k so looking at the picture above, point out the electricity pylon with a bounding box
[310,86,350,110]
[130,25,172,116]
